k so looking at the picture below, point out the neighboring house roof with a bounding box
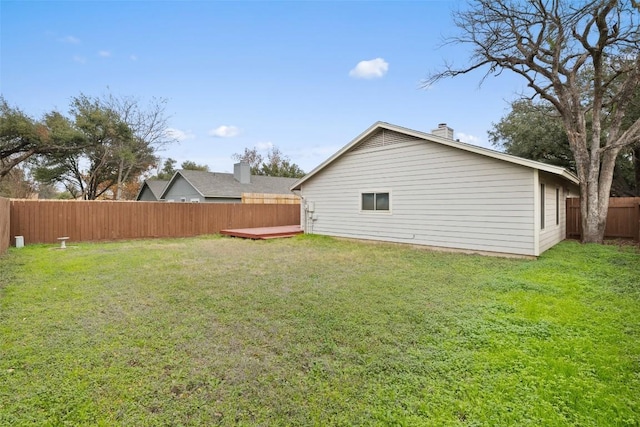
[136,179,169,200]
[160,169,298,199]
[291,121,579,190]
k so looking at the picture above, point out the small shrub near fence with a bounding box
[0,197,10,255]
[10,200,300,245]
[567,197,640,241]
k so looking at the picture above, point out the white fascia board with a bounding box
[135,182,148,201]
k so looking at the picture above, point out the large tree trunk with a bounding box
[580,183,605,243]
[580,148,619,243]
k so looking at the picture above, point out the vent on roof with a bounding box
[431,123,454,140]
[234,162,251,184]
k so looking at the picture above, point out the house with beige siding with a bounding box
[290,122,579,257]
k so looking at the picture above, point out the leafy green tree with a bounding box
[232,146,305,178]
[35,94,170,200]
[489,100,574,169]
[36,95,134,199]
[426,0,640,243]
[232,147,263,175]
[0,97,86,181]
[155,158,177,180]
[490,99,639,196]
[259,147,305,178]
[0,165,34,198]
[180,160,209,171]
[153,158,209,179]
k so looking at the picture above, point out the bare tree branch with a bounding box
[425,0,640,243]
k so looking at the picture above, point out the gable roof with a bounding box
[291,121,579,190]
[136,179,169,200]
[160,169,298,199]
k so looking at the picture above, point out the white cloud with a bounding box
[209,125,241,138]
[349,58,389,79]
[255,141,274,151]
[456,132,481,145]
[165,127,195,141]
[98,50,111,57]
[61,35,80,44]
[72,55,86,64]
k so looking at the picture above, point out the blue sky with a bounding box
[1,0,530,174]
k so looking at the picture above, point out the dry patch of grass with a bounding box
[0,235,639,425]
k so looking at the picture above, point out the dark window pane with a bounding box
[540,184,545,229]
[376,193,389,210]
[556,188,560,225]
[362,193,374,210]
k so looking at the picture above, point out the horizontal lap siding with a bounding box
[138,187,158,201]
[8,200,300,244]
[163,176,202,202]
[538,172,576,253]
[302,139,536,256]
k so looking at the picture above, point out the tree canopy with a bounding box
[0,97,86,181]
[155,158,177,180]
[427,0,640,243]
[33,94,172,200]
[233,146,305,178]
[490,98,639,196]
[180,160,209,172]
[2,94,173,200]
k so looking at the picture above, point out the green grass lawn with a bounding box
[0,236,639,426]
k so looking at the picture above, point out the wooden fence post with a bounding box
[0,197,9,255]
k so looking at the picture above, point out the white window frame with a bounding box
[190,198,200,203]
[360,190,392,214]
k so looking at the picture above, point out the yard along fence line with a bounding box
[567,197,640,241]
[9,200,300,245]
[0,197,10,255]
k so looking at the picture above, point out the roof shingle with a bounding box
[169,170,297,198]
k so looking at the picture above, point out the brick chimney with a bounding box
[431,123,454,139]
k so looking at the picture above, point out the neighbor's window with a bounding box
[362,192,389,211]
[540,183,546,229]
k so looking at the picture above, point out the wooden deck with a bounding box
[220,225,303,240]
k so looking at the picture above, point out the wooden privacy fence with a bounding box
[242,192,300,204]
[567,197,640,241]
[0,197,10,255]
[10,200,300,245]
